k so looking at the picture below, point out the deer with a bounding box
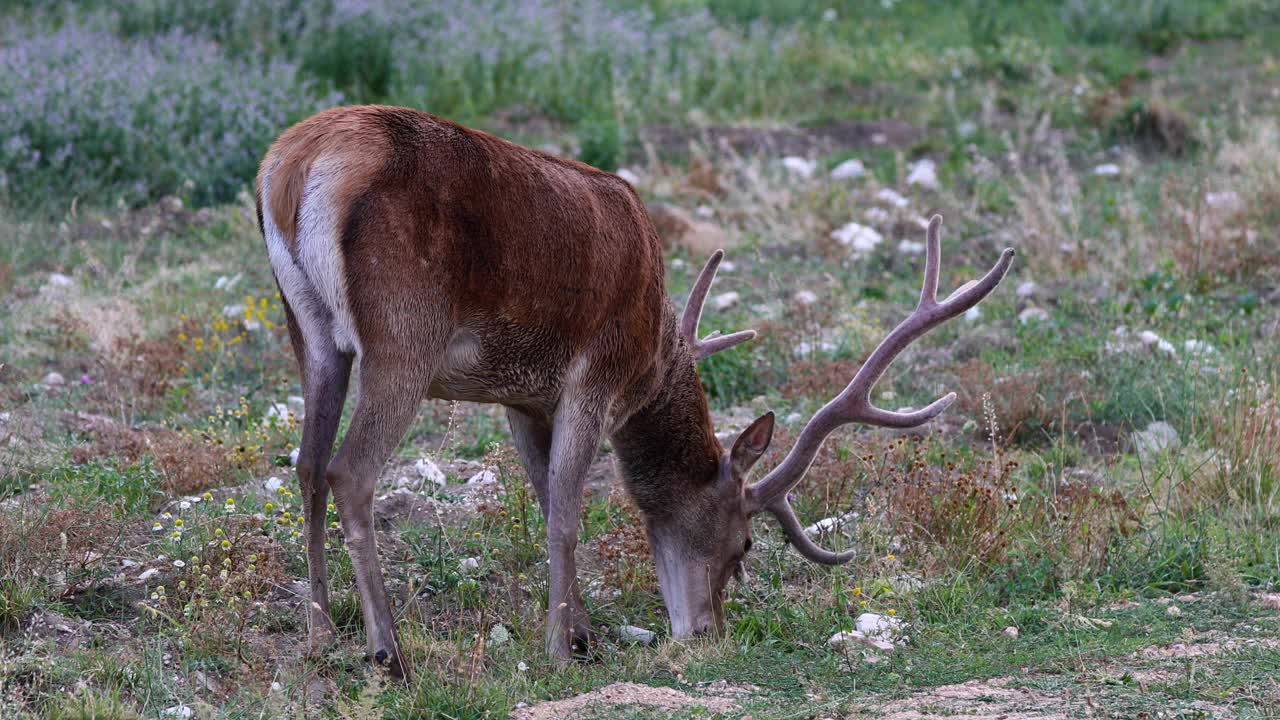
[255,105,1013,679]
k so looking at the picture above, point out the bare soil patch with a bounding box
[511,682,741,720]
[862,677,1073,720]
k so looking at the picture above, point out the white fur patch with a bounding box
[297,154,363,357]
[261,156,361,367]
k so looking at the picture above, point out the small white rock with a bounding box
[1133,421,1180,457]
[804,512,857,538]
[719,260,737,273]
[905,158,939,189]
[1018,307,1049,324]
[289,447,300,467]
[459,557,480,571]
[1204,190,1240,211]
[782,156,817,178]
[616,625,656,645]
[1138,330,1176,355]
[1001,626,1019,639]
[1166,605,1183,618]
[41,371,66,387]
[1093,163,1121,176]
[264,476,284,494]
[467,469,497,486]
[793,289,818,306]
[138,568,160,582]
[615,167,641,185]
[714,291,740,310]
[964,306,982,323]
[221,303,246,318]
[897,240,925,256]
[46,273,75,288]
[1015,281,1038,299]
[828,629,895,653]
[162,706,193,719]
[830,158,866,180]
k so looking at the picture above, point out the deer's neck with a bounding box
[610,304,722,517]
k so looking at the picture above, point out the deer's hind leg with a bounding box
[279,289,354,656]
[326,337,445,680]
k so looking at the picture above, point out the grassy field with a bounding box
[2,1,1279,718]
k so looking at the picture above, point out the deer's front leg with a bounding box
[544,404,602,662]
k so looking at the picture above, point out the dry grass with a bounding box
[1164,119,1280,287]
[66,412,235,496]
[953,358,1092,446]
[1203,369,1280,511]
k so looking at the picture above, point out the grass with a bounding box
[2,0,1279,718]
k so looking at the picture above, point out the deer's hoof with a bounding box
[371,648,410,681]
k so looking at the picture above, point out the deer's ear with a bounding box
[731,412,775,479]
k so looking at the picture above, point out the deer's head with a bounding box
[652,215,1014,638]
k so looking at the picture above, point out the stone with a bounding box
[1093,163,1121,176]
[1132,421,1180,458]
[782,156,816,178]
[1015,281,1038,299]
[459,557,480,571]
[804,512,857,539]
[830,158,866,180]
[615,167,641,185]
[1002,626,1019,639]
[713,292,740,310]
[1018,307,1049,324]
[616,625,656,645]
[1139,330,1176,355]
[40,372,66,387]
[263,476,284,494]
[793,290,818,306]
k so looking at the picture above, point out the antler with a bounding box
[747,215,1014,564]
[681,249,757,360]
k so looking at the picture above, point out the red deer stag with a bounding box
[255,105,1013,678]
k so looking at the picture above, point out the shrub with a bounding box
[0,21,333,212]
